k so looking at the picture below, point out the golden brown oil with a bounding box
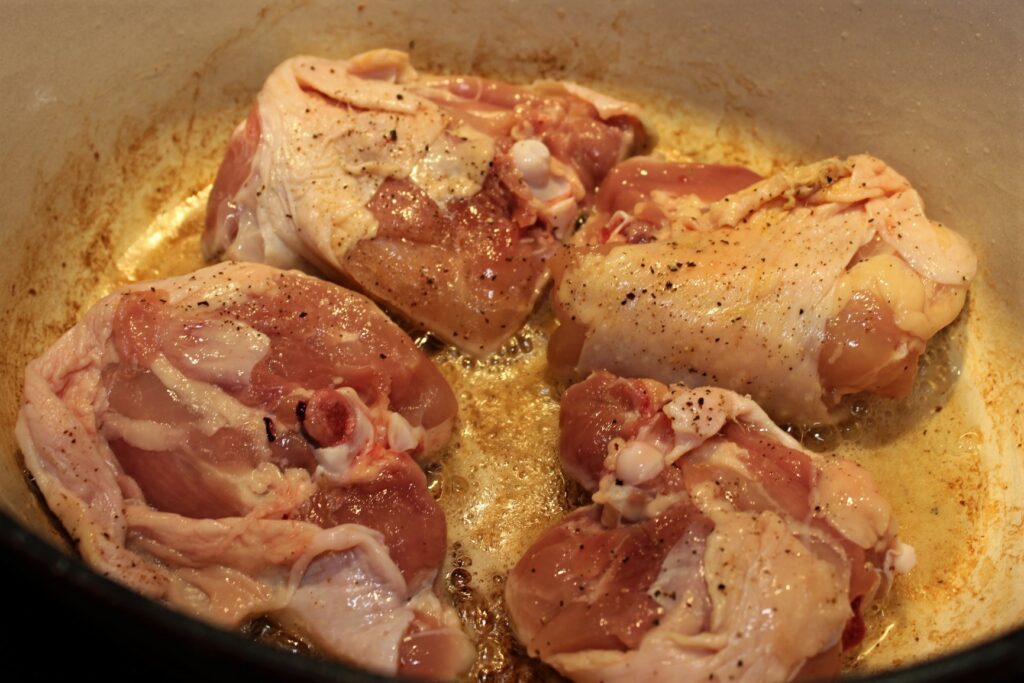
[429,321,568,682]
[114,187,210,285]
[109,93,987,681]
[792,316,984,673]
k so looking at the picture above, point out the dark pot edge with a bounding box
[2,505,1021,682]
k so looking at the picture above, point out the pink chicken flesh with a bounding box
[506,371,914,683]
[16,262,472,679]
[550,155,977,425]
[204,49,650,356]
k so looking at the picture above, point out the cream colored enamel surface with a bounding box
[0,1,1021,680]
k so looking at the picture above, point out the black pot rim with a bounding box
[1,504,1021,682]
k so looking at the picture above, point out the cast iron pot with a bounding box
[1,1,1021,680]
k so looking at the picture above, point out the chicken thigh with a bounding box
[506,371,913,682]
[204,49,649,356]
[17,262,471,678]
[550,155,976,424]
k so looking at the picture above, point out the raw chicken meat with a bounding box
[506,371,913,682]
[16,262,472,678]
[204,49,650,356]
[550,155,977,425]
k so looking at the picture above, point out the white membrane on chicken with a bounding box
[16,262,473,679]
[549,155,976,425]
[506,371,912,683]
[204,49,651,356]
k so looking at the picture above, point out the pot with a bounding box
[1,1,1021,679]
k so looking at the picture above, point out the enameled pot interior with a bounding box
[0,0,1021,678]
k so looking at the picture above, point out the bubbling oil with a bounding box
[429,322,569,681]
[113,91,985,681]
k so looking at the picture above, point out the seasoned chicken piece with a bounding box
[506,372,913,683]
[16,262,472,679]
[204,49,650,356]
[550,155,976,425]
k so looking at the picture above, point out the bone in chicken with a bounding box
[549,155,976,425]
[16,262,472,679]
[204,49,650,356]
[506,371,914,683]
